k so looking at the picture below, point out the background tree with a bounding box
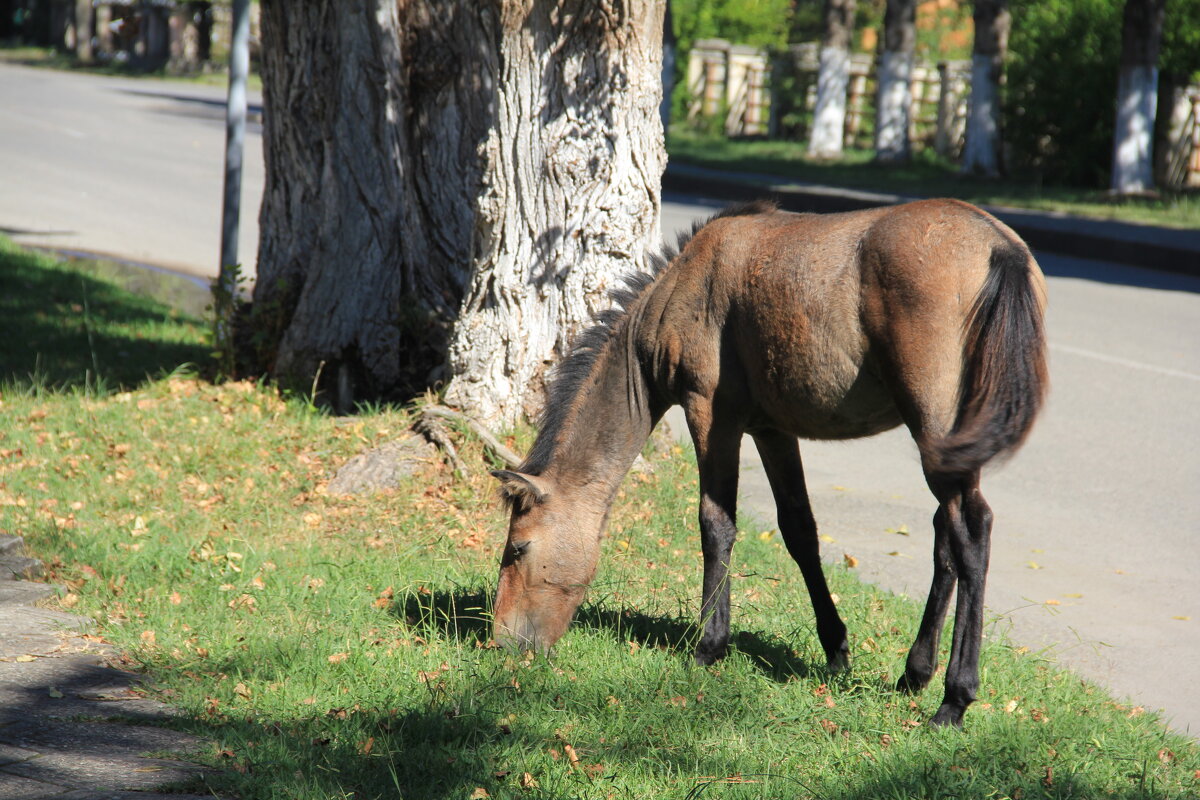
[807,0,857,158]
[251,1,666,426]
[1110,0,1167,193]
[874,0,915,162]
[960,0,1009,177]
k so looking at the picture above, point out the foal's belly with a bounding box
[740,335,904,441]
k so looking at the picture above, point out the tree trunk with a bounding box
[74,0,92,62]
[253,0,491,407]
[808,0,856,159]
[961,0,1009,177]
[1110,0,1166,193]
[874,0,915,163]
[252,1,665,423]
[443,3,665,426]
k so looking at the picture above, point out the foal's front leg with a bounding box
[687,407,743,666]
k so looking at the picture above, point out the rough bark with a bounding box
[252,0,665,423]
[443,1,666,426]
[253,0,492,407]
[808,0,856,158]
[961,0,1009,177]
[1110,0,1166,193]
[874,0,915,163]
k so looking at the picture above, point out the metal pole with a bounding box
[216,0,251,359]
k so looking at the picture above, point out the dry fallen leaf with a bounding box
[1027,561,1043,570]
[233,682,252,700]
[1171,615,1191,621]
[1045,599,1061,606]
[328,652,350,664]
[519,772,538,790]
[47,687,64,699]
[843,553,859,568]
[469,789,490,799]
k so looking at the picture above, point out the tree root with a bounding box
[416,405,523,472]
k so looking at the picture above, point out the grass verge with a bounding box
[0,237,210,392]
[668,128,1200,230]
[2,245,1198,799]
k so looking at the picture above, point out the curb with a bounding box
[0,535,43,581]
[0,536,224,798]
[664,163,1200,277]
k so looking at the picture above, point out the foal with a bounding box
[492,199,1047,727]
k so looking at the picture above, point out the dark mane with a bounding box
[519,200,777,475]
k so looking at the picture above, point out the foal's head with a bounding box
[491,469,607,653]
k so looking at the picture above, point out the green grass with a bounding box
[668,127,1200,230]
[2,245,1198,799]
[0,237,210,392]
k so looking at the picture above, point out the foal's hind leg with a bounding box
[913,472,993,728]
[896,501,958,693]
[931,473,993,727]
[752,430,849,671]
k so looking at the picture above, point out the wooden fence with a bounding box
[686,39,1200,189]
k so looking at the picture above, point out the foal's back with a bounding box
[641,199,1042,442]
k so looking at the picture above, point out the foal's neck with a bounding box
[546,311,661,504]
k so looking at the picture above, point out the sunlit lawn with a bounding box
[2,241,1198,799]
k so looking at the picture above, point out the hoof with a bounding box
[895,670,931,695]
[826,647,850,673]
[693,643,726,666]
[929,704,965,729]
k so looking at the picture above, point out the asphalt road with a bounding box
[0,62,263,278]
[2,62,1197,736]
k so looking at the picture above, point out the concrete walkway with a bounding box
[0,537,218,799]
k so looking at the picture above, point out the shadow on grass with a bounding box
[150,618,1181,800]
[399,587,823,684]
[0,242,210,392]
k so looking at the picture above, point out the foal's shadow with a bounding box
[399,588,822,683]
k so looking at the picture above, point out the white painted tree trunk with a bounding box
[1111,65,1159,192]
[961,0,1009,177]
[875,50,913,162]
[809,45,851,158]
[443,3,666,427]
[808,0,856,159]
[962,55,1002,176]
[1110,0,1165,193]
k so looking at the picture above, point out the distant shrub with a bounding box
[1004,0,1121,188]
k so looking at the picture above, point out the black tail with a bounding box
[933,241,1048,478]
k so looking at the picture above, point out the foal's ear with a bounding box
[491,470,550,511]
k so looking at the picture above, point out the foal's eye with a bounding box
[509,541,530,559]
